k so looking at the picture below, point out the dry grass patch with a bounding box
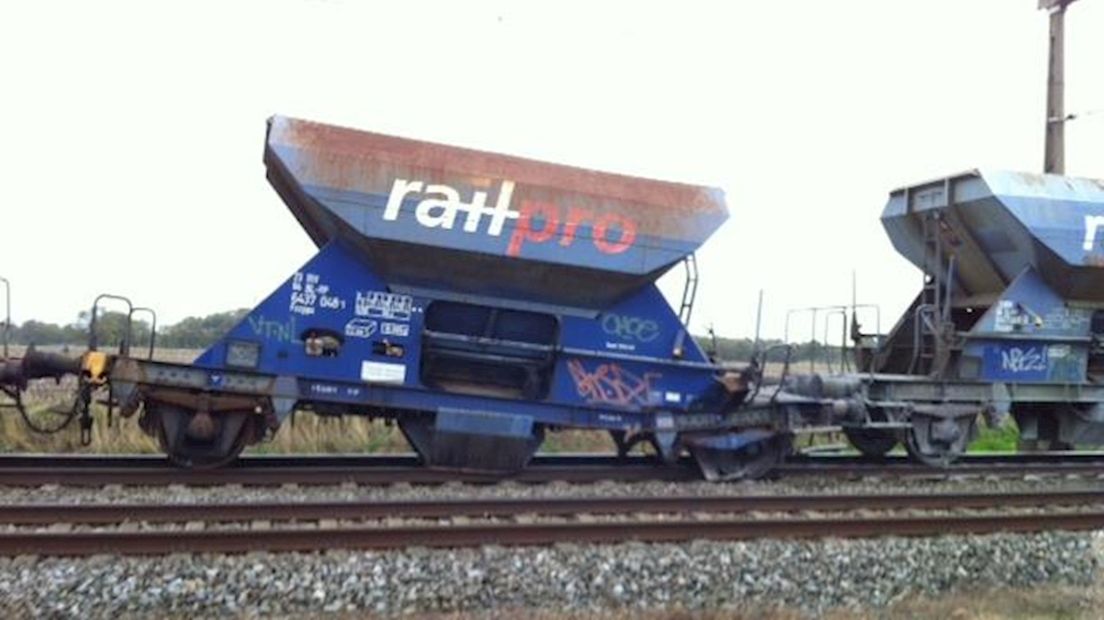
[0,405,626,455]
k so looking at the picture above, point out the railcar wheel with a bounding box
[843,427,899,458]
[843,408,899,458]
[905,414,976,467]
[689,434,791,482]
[145,405,255,469]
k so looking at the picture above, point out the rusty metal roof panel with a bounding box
[264,116,728,310]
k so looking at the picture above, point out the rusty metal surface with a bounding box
[263,116,729,306]
[266,115,727,231]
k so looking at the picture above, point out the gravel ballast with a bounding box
[0,530,1099,618]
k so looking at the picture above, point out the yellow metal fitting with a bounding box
[82,351,110,384]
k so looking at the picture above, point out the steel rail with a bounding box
[0,463,699,486]
[0,453,1102,486]
[0,453,579,468]
[2,511,1103,556]
[775,460,1104,477]
[1,490,1102,525]
[2,451,1103,468]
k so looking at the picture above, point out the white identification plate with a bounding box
[361,361,406,384]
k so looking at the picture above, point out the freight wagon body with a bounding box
[119,116,790,474]
[858,170,1104,453]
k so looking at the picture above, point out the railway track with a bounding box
[1,489,1101,556]
[0,454,698,486]
[0,452,1102,487]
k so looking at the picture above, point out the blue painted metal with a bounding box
[194,240,719,424]
[193,238,722,432]
[962,268,1091,383]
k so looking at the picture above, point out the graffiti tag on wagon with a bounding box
[601,313,659,343]
[1000,346,1048,373]
[249,315,297,343]
[566,359,659,407]
[382,178,638,257]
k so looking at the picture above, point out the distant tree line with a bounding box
[696,335,846,365]
[2,309,249,350]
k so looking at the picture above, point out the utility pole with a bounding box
[1040,0,1079,174]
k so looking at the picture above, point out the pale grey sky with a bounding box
[2,0,1102,341]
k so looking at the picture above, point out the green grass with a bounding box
[968,419,1020,452]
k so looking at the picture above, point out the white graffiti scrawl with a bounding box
[1000,347,1048,373]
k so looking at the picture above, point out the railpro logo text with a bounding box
[1085,215,1104,251]
[383,178,637,256]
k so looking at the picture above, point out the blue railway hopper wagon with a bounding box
[0,116,839,477]
[844,170,1104,461]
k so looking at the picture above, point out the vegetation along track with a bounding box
[1,489,1103,556]
[1,452,1104,487]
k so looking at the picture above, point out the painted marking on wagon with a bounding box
[601,313,659,343]
[382,177,638,257]
[354,291,413,321]
[344,318,378,339]
[1000,346,1048,373]
[248,315,297,343]
[567,359,659,407]
[1083,215,1104,251]
[290,272,345,315]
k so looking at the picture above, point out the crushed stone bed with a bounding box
[0,530,1098,618]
